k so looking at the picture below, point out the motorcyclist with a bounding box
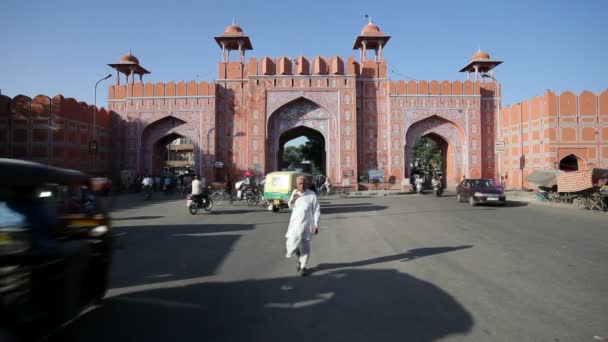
[141,175,153,199]
[191,175,210,206]
[432,175,443,196]
[431,175,442,189]
[141,175,153,191]
[415,175,425,194]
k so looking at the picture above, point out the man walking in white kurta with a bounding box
[286,176,321,276]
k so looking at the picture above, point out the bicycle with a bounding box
[211,188,233,203]
[337,188,352,198]
[318,184,332,196]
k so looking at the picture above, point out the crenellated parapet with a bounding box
[389,79,499,96]
[0,93,113,174]
[217,56,387,79]
[108,80,216,99]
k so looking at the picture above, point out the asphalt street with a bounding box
[49,192,608,342]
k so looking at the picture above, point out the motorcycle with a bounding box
[433,182,443,197]
[187,194,213,214]
[142,184,153,200]
[415,179,424,194]
[234,180,257,203]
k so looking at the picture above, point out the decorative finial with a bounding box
[129,48,132,55]
[365,14,372,24]
[232,17,236,25]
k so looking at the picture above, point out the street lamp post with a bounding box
[93,74,112,148]
[90,74,111,173]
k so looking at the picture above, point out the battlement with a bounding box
[108,81,216,100]
[388,79,500,97]
[217,56,388,79]
[503,89,608,120]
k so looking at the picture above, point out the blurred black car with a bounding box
[456,178,506,206]
[0,159,119,341]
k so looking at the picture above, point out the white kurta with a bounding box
[285,189,321,257]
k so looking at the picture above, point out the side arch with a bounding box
[140,116,200,174]
[404,115,467,187]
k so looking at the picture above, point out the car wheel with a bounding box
[469,196,476,206]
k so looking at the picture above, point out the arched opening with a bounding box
[140,116,198,176]
[403,115,465,188]
[153,133,195,175]
[278,126,326,175]
[558,154,583,171]
[409,134,448,188]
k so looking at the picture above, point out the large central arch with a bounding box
[140,117,200,174]
[267,98,336,176]
[404,116,466,187]
[278,126,326,173]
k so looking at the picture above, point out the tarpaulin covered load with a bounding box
[557,170,593,193]
[525,169,559,187]
[592,168,608,180]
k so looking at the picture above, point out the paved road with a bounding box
[49,192,608,342]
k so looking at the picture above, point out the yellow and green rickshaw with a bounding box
[263,171,313,213]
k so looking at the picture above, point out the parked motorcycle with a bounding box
[433,183,443,197]
[415,177,425,195]
[187,194,213,214]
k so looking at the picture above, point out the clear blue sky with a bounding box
[2,0,606,108]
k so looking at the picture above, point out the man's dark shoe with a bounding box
[300,267,309,276]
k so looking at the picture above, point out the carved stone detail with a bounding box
[266,91,339,122]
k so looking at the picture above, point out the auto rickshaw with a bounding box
[263,171,313,213]
[0,158,119,341]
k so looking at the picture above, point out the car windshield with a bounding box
[471,180,492,188]
[0,202,27,228]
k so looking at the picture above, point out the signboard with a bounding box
[495,141,505,153]
[342,169,353,177]
[368,169,384,181]
[214,161,224,168]
[88,140,97,153]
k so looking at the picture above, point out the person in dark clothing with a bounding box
[225,174,233,203]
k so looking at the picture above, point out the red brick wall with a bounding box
[501,90,608,189]
[0,94,113,176]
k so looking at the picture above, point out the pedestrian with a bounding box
[225,174,233,203]
[285,176,321,276]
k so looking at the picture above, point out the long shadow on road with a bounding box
[110,224,254,289]
[313,245,473,273]
[320,203,388,215]
[50,269,474,342]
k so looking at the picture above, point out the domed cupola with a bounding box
[214,20,253,62]
[352,18,391,62]
[108,50,150,84]
[459,48,502,81]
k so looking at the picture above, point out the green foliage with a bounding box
[412,137,442,169]
[300,140,324,173]
[283,146,303,167]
